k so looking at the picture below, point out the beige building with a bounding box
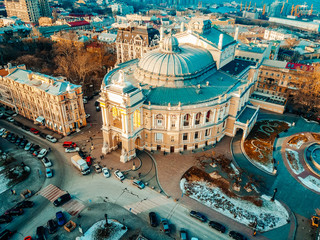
[0,64,87,136]
[4,0,50,23]
[99,36,259,162]
[115,25,160,64]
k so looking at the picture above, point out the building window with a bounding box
[195,112,201,125]
[223,121,226,129]
[183,133,188,140]
[155,114,163,126]
[171,136,174,142]
[155,133,163,142]
[206,111,211,122]
[145,134,148,139]
[183,114,191,126]
[195,132,199,139]
[133,109,141,128]
[205,129,210,136]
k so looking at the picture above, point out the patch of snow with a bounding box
[181,180,289,231]
[180,178,187,194]
[285,149,304,175]
[77,220,127,240]
[298,175,320,193]
[230,163,239,175]
[253,161,274,174]
[0,168,10,195]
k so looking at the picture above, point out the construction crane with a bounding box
[262,4,266,16]
[254,3,256,12]
[280,2,285,14]
[240,1,243,11]
[245,2,247,12]
[247,1,251,11]
[310,4,313,15]
[294,5,300,16]
[291,4,294,15]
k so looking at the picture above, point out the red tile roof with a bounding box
[67,20,90,27]
[0,69,9,77]
[286,62,314,72]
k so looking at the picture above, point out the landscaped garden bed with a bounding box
[181,167,289,231]
[243,120,290,173]
[285,149,304,175]
[287,134,308,149]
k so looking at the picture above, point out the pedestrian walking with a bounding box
[10,189,14,195]
[13,190,16,195]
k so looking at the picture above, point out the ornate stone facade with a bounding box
[100,36,259,162]
[0,65,86,136]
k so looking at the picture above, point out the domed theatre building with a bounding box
[99,36,259,162]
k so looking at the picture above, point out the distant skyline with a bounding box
[206,0,320,11]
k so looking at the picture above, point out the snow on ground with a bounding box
[77,219,127,240]
[253,160,274,174]
[298,175,320,193]
[181,179,289,231]
[0,166,10,195]
[288,140,306,150]
[285,149,304,175]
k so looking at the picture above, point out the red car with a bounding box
[63,141,77,148]
[86,156,92,166]
[30,128,39,134]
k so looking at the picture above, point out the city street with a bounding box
[0,119,229,240]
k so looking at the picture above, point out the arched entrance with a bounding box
[135,137,142,149]
[113,134,122,149]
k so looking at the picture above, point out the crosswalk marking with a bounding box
[38,184,85,216]
[124,195,172,215]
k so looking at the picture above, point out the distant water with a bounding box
[206,0,320,11]
[210,6,239,14]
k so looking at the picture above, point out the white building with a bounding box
[264,28,295,41]
[110,3,134,16]
[269,17,320,32]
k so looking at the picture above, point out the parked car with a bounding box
[19,139,28,148]
[21,125,30,131]
[35,226,46,240]
[42,157,52,167]
[95,101,100,106]
[5,208,24,216]
[132,180,145,189]
[0,215,12,224]
[114,170,125,181]
[46,135,57,143]
[47,219,58,234]
[32,150,40,157]
[30,144,40,153]
[30,128,39,134]
[39,133,46,139]
[180,229,187,240]
[65,147,80,153]
[53,193,71,207]
[2,131,10,138]
[86,156,92,166]
[149,212,157,227]
[85,114,90,119]
[63,141,77,148]
[102,168,110,178]
[83,99,87,104]
[161,218,170,234]
[10,135,18,143]
[24,142,33,151]
[96,106,101,112]
[78,150,86,158]
[56,211,66,226]
[37,149,48,159]
[229,231,247,240]
[0,128,6,136]
[0,229,14,239]
[208,220,226,233]
[45,168,53,178]
[189,210,207,222]
[15,201,34,209]
[93,164,102,173]
[6,117,14,122]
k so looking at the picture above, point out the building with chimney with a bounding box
[99,36,258,162]
[0,64,86,136]
[115,25,160,64]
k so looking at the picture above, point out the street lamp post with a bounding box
[271,188,278,202]
[104,214,108,227]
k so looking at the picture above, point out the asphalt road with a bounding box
[0,120,230,240]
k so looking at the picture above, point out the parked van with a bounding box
[63,142,76,148]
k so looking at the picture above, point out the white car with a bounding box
[24,142,33,151]
[46,168,53,178]
[65,147,80,153]
[6,117,14,122]
[42,157,52,167]
[102,167,110,178]
[83,99,88,104]
[93,164,102,173]
[0,128,6,136]
[46,135,57,143]
[85,114,90,119]
[114,170,125,181]
[37,149,48,159]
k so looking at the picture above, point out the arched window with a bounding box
[195,112,201,125]
[155,114,163,126]
[183,114,191,126]
[206,111,212,123]
[112,106,121,119]
[133,109,140,128]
